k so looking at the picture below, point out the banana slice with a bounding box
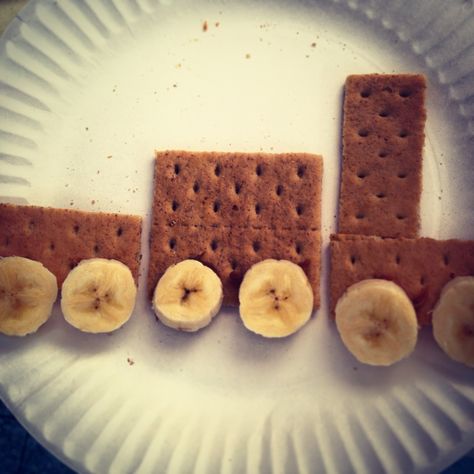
[153,259,223,332]
[432,276,474,368]
[61,258,137,333]
[0,256,58,336]
[238,259,313,338]
[335,279,418,366]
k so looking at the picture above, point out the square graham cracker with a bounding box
[338,74,426,238]
[329,234,474,325]
[0,203,142,285]
[149,150,323,307]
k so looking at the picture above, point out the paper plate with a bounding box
[0,1,473,473]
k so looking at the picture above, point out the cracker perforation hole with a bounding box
[73,224,80,234]
[230,260,238,270]
[399,130,409,138]
[395,255,401,264]
[420,276,426,285]
[210,239,218,251]
[379,110,390,117]
[399,88,412,98]
[69,261,77,270]
[297,165,306,178]
[296,204,304,216]
[232,205,238,211]
[398,172,407,179]
[214,164,221,177]
[376,192,386,198]
[256,164,263,176]
[358,129,369,137]
[4,237,10,246]
[117,227,123,237]
[295,243,302,255]
[253,241,261,252]
[234,182,242,194]
[276,184,283,196]
[443,254,450,265]
[169,238,176,250]
[50,242,55,251]
[360,89,371,98]
[174,163,181,175]
[355,212,365,219]
[357,170,368,179]
[213,201,221,213]
[94,244,100,254]
[172,200,179,211]
[379,151,389,158]
[193,181,200,193]
[396,213,406,220]
[255,203,261,215]
[29,220,35,230]
[350,255,356,264]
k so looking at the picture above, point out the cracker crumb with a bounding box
[127,357,135,366]
[107,155,112,159]
[91,200,95,205]
[202,20,208,32]
[215,21,220,27]
[245,53,251,59]
[311,42,316,47]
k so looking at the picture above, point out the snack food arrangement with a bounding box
[0,74,473,369]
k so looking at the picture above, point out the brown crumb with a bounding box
[202,20,208,32]
[127,357,135,366]
[107,155,112,159]
[311,42,316,47]
[91,200,95,205]
[215,22,220,27]
[245,53,251,59]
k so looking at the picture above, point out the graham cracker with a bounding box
[338,74,426,238]
[149,150,323,307]
[0,203,142,285]
[153,150,322,230]
[330,234,474,325]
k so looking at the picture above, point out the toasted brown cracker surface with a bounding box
[330,234,474,325]
[0,203,142,285]
[149,151,323,306]
[338,74,426,238]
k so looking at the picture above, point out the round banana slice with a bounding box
[61,258,137,333]
[0,256,58,336]
[153,259,223,332]
[335,279,418,366]
[238,259,313,338]
[432,276,474,368]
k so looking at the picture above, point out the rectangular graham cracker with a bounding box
[148,150,323,307]
[0,203,142,285]
[338,74,426,238]
[153,150,322,230]
[330,234,474,325]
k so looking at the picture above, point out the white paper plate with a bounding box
[1,1,473,473]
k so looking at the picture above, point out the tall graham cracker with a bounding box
[149,151,323,307]
[0,203,142,285]
[338,74,426,238]
[330,234,474,325]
